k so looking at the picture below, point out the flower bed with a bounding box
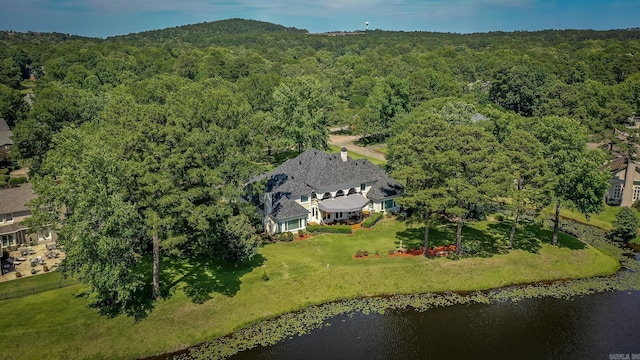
[386,245,457,258]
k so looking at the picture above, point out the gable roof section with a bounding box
[0,183,36,214]
[270,196,309,221]
[0,118,9,131]
[366,174,405,200]
[0,118,13,147]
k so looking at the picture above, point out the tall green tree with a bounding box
[532,116,610,245]
[444,124,510,254]
[358,75,411,143]
[29,126,145,315]
[490,63,548,116]
[0,83,27,128]
[388,115,453,256]
[502,129,552,248]
[98,82,260,299]
[11,85,104,173]
[389,113,509,255]
[272,75,335,153]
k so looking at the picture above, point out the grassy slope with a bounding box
[560,205,622,231]
[0,219,619,359]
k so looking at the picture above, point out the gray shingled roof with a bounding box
[271,197,309,221]
[0,222,29,236]
[0,183,36,214]
[366,174,405,200]
[0,118,13,147]
[256,149,403,220]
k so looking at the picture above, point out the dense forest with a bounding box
[1,19,639,314]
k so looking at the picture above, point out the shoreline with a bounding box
[0,219,628,359]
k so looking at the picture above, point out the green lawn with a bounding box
[0,219,619,359]
[0,272,62,294]
[328,145,386,165]
[560,205,625,231]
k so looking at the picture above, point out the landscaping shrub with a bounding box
[306,225,352,234]
[607,207,640,243]
[8,177,27,186]
[278,232,294,242]
[362,212,383,228]
[0,180,6,188]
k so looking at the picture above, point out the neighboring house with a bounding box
[0,183,54,255]
[0,118,12,150]
[251,147,403,235]
[625,113,640,129]
[605,157,640,206]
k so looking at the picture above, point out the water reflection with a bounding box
[232,291,640,360]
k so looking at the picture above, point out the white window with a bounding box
[0,213,12,223]
[611,185,623,200]
[633,186,640,202]
[360,183,366,191]
[1,234,15,247]
[300,195,309,203]
[281,218,304,232]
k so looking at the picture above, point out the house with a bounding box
[605,157,640,206]
[252,147,403,234]
[0,118,12,151]
[0,183,54,255]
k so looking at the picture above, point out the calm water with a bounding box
[231,291,640,360]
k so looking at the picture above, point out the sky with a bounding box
[0,0,638,38]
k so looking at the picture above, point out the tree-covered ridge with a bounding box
[111,18,307,42]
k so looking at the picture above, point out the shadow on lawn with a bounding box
[91,254,265,321]
[162,254,264,304]
[394,219,585,258]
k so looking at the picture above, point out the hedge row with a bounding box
[362,212,383,228]
[306,225,352,234]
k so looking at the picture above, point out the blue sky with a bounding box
[0,0,638,38]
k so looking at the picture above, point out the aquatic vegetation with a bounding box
[179,220,640,360]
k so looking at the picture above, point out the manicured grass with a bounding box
[0,219,619,359]
[328,145,386,165]
[0,272,62,294]
[560,205,624,231]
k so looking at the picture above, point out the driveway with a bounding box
[329,134,386,162]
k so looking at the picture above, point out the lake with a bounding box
[230,290,640,360]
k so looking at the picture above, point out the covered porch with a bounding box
[318,193,370,225]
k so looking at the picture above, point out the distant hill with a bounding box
[0,30,96,43]
[110,18,307,44]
